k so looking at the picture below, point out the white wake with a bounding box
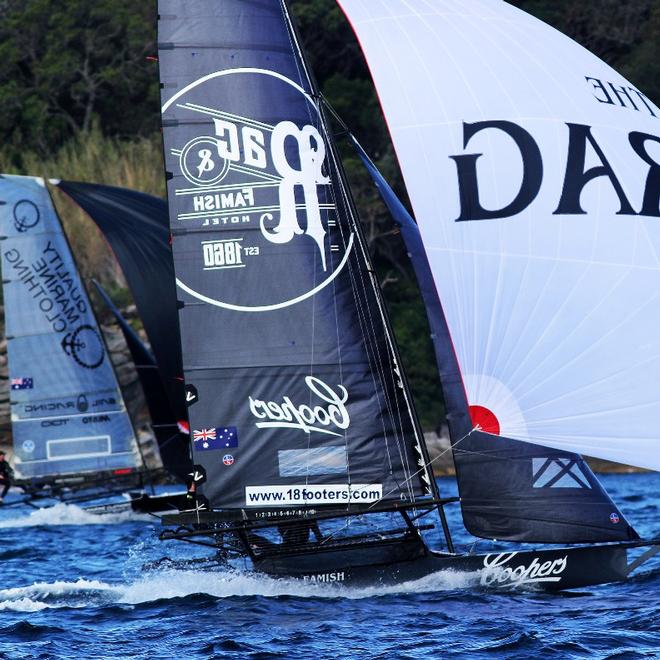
[0,502,148,528]
[0,567,480,611]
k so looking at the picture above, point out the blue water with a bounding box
[0,474,658,659]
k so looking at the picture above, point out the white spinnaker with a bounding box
[338,0,660,470]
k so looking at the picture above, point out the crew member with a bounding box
[278,519,324,546]
[0,450,14,503]
[185,480,197,505]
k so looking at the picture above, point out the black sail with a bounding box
[55,180,185,424]
[157,0,432,511]
[352,138,638,543]
[93,281,192,482]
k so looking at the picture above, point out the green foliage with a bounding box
[509,0,660,104]
[386,277,445,430]
[0,0,658,428]
[0,0,158,167]
[0,126,163,297]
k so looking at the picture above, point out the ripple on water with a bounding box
[0,474,656,659]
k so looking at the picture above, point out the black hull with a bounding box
[157,501,657,591]
[253,540,633,591]
[130,491,189,514]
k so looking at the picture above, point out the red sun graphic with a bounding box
[469,405,500,435]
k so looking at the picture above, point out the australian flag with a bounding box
[192,426,238,451]
[11,377,33,390]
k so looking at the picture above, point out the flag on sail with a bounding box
[10,377,33,390]
[193,427,238,451]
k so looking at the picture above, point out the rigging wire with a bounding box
[317,428,476,548]
[280,0,422,502]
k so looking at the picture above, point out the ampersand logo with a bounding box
[180,136,231,186]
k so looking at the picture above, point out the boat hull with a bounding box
[129,491,190,514]
[253,541,630,591]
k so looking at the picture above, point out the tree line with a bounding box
[0,0,658,428]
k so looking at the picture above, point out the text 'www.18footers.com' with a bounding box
[245,484,383,506]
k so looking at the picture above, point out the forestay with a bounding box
[0,175,141,480]
[339,0,660,472]
[157,0,431,510]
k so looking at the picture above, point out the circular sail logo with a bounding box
[162,68,354,312]
[180,136,231,186]
[13,199,40,232]
[61,325,105,369]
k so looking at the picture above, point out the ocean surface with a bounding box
[0,473,658,659]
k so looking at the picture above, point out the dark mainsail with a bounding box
[153,0,658,594]
[351,138,638,543]
[93,281,192,483]
[0,175,142,482]
[54,180,185,424]
[54,180,191,481]
[157,0,432,511]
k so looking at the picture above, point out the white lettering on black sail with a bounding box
[158,0,430,510]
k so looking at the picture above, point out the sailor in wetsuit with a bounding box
[0,450,14,503]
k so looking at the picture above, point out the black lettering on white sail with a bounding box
[157,0,431,510]
[351,137,638,543]
[0,175,141,480]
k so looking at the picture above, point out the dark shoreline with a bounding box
[431,458,647,477]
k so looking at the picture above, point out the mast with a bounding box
[282,0,453,548]
[280,0,435,503]
[157,0,434,519]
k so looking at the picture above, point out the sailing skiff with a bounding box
[147,0,659,591]
[0,175,189,512]
[0,175,149,507]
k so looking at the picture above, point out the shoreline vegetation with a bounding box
[0,127,449,432]
[2,0,657,475]
[424,432,645,476]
